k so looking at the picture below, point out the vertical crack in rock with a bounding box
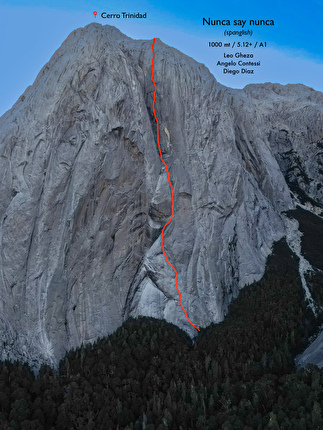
[0,24,322,368]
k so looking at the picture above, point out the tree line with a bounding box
[0,239,322,429]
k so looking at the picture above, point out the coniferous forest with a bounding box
[0,239,323,429]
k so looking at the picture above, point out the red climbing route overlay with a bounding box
[151,38,200,332]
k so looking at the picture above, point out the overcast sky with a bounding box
[0,0,322,116]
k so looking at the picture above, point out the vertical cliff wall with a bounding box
[0,24,322,367]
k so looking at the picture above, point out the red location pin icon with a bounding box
[93,11,98,18]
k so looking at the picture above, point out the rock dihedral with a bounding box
[0,23,322,368]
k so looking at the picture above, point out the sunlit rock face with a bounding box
[0,23,322,368]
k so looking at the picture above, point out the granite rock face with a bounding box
[296,329,323,369]
[0,24,322,368]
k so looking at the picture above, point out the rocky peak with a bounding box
[0,23,322,368]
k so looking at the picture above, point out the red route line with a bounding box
[151,38,200,332]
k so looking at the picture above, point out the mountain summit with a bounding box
[0,23,322,368]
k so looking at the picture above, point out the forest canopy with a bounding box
[0,239,322,429]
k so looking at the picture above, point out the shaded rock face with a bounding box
[0,24,322,368]
[296,329,323,369]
